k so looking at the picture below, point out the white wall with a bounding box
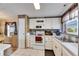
[0,10,16,20]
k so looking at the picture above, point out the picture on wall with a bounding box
[66,17,78,36]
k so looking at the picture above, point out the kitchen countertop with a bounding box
[62,42,78,56]
[53,36,78,56]
[0,44,11,56]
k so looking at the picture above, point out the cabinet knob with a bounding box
[55,46,57,48]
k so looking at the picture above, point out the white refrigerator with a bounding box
[18,18,25,48]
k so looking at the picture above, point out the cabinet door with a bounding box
[44,19,51,29]
[53,40,61,56]
[45,41,53,50]
[26,34,30,47]
[62,48,72,56]
[29,35,35,48]
[45,36,53,50]
[29,19,45,29]
[29,19,36,29]
[52,18,61,29]
[55,43,61,56]
[35,19,45,29]
[44,18,61,29]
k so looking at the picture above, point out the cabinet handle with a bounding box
[55,46,57,48]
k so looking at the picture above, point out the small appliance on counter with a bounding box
[45,30,53,35]
[53,29,61,36]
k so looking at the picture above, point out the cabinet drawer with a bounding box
[62,48,72,56]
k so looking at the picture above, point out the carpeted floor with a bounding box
[45,50,55,56]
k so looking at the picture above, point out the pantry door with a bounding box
[18,18,25,48]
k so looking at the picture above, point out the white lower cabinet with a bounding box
[29,35,35,48]
[53,40,61,56]
[26,35,31,48]
[26,35,35,48]
[62,48,72,56]
[52,37,73,56]
[45,36,53,50]
[45,41,53,50]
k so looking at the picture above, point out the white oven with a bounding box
[32,31,45,50]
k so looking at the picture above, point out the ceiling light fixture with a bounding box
[32,0,40,10]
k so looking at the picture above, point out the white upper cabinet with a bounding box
[44,18,61,29]
[50,18,61,29]
[63,13,69,22]
[36,19,45,29]
[29,18,45,29]
[63,7,78,22]
[29,19,36,29]
[29,18,61,29]
[74,7,78,17]
[70,9,75,19]
[44,18,52,29]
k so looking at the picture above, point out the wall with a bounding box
[0,18,18,43]
[0,10,17,21]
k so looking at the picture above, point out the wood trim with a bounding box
[18,15,26,18]
[29,16,61,19]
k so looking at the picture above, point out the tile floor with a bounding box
[11,48,45,56]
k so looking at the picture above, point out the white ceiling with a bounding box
[0,3,72,19]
